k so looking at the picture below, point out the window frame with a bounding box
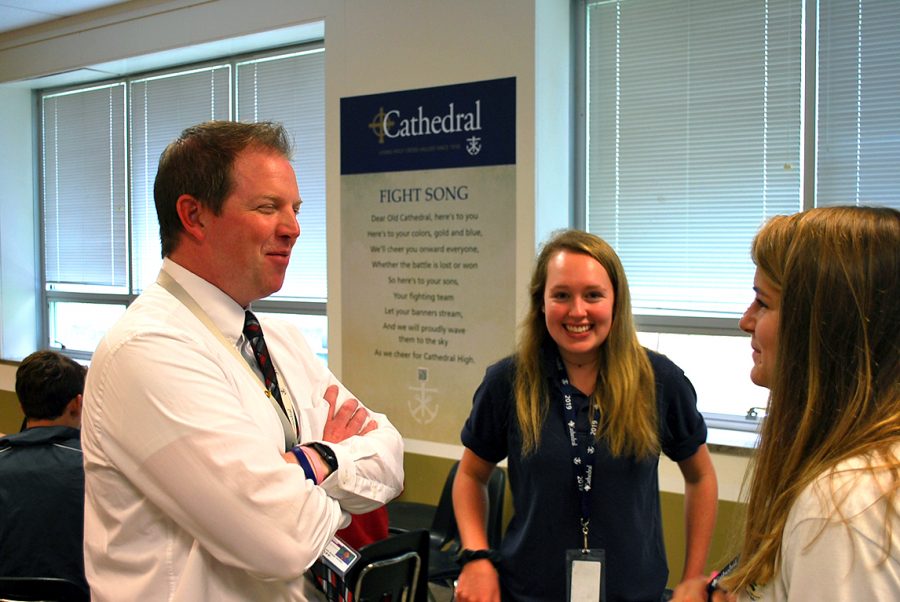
[37,41,328,360]
[577,0,900,432]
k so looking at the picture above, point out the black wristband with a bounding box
[305,441,338,473]
[456,548,500,567]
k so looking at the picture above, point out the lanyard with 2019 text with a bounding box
[555,357,599,552]
[555,358,607,601]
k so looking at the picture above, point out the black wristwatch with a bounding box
[305,442,338,473]
[456,548,500,567]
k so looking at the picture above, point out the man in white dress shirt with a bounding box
[82,121,404,601]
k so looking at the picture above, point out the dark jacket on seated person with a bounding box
[0,426,88,593]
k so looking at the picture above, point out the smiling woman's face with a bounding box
[542,250,615,366]
[739,268,781,388]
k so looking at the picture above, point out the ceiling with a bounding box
[0,1,323,89]
[0,0,131,35]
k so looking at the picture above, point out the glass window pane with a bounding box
[39,44,327,361]
[256,311,328,365]
[42,84,128,290]
[237,49,326,301]
[817,0,900,209]
[585,0,802,317]
[130,65,233,292]
[637,331,769,420]
[49,301,127,354]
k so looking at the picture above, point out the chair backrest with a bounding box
[352,528,429,602]
[310,528,429,602]
[352,550,419,602]
[0,576,89,602]
[484,464,507,549]
[430,460,506,550]
[428,461,460,549]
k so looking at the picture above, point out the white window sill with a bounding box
[707,427,757,455]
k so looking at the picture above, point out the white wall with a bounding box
[0,87,38,361]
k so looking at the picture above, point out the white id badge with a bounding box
[319,535,360,577]
[566,548,605,602]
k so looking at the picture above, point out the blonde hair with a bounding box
[728,206,900,592]
[514,230,658,458]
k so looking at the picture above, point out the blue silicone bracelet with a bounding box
[291,445,318,484]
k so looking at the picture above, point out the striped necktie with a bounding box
[242,310,287,416]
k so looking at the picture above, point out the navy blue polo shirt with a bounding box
[461,348,706,602]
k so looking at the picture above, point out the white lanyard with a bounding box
[157,270,299,450]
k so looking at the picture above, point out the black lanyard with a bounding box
[555,357,598,550]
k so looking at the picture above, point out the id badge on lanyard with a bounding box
[567,548,605,602]
[557,359,606,602]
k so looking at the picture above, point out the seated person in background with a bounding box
[0,350,88,594]
[673,206,900,601]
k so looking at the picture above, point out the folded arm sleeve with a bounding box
[86,330,344,579]
[270,319,404,511]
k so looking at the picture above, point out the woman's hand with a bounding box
[454,558,501,602]
[670,575,736,602]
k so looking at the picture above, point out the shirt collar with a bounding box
[0,426,81,447]
[161,257,247,346]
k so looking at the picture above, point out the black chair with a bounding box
[387,461,506,593]
[311,528,429,602]
[0,577,89,602]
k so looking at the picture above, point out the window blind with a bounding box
[585,0,803,317]
[236,49,327,301]
[42,83,128,290]
[130,65,232,291]
[817,0,900,209]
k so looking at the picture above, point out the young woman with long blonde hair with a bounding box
[453,230,718,602]
[674,205,900,601]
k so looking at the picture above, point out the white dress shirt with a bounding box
[82,258,404,601]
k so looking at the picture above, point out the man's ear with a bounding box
[59,393,83,430]
[67,393,83,418]
[175,194,207,242]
